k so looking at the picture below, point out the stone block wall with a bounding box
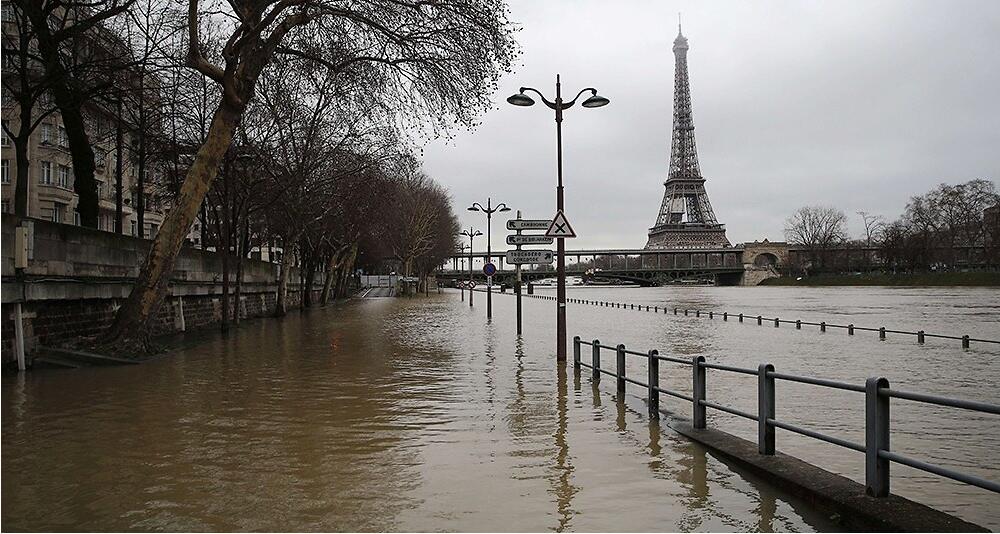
[2,214,330,362]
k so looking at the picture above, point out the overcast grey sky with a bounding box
[422,0,1000,250]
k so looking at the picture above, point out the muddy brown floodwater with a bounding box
[3,286,998,531]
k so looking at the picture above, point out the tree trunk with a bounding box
[102,103,242,350]
[12,125,30,217]
[114,98,124,233]
[234,217,249,325]
[275,243,294,317]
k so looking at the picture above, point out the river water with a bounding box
[2,286,998,531]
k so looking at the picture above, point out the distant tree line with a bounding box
[784,179,999,274]
[3,0,518,349]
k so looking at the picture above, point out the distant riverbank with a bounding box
[760,271,1000,287]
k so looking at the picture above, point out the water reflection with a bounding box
[550,362,576,532]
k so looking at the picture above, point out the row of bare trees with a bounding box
[784,179,999,273]
[4,0,518,350]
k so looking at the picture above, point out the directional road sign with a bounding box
[483,262,497,276]
[507,219,551,231]
[545,210,576,238]
[506,234,554,246]
[505,249,555,265]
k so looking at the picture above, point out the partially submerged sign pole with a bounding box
[515,211,523,335]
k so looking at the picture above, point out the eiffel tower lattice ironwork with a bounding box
[646,23,730,249]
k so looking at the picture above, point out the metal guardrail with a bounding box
[511,292,998,348]
[572,335,1000,497]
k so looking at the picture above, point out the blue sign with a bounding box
[483,262,497,276]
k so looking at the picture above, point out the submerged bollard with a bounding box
[775,318,780,327]
[739,313,744,323]
[796,320,801,329]
[709,311,713,319]
[917,330,925,343]
[696,310,700,317]
[573,336,581,368]
[723,312,728,321]
[963,335,970,349]
[757,315,763,326]
[879,327,886,340]
[820,321,826,332]
[849,324,855,335]
[684,309,689,316]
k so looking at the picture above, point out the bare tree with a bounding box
[784,206,848,273]
[857,211,885,247]
[102,0,517,351]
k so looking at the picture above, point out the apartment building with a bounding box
[1,1,166,238]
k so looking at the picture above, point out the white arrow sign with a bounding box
[507,219,551,231]
[545,210,576,238]
[505,249,555,265]
[507,234,554,245]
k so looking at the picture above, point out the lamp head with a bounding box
[581,93,610,108]
[506,92,535,107]
[467,206,480,212]
[499,206,511,212]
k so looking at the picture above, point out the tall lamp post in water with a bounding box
[459,228,482,307]
[507,75,609,360]
[468,198,511,320]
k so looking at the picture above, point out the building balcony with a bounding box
[36,183,76,204]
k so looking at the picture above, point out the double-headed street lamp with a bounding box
[459,227,482,307]
[507,75,609,361]
[468,198,511,320]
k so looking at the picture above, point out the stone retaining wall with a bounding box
[1,214,326,363]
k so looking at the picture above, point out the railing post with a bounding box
[774,317,780,327]
[573,336,581,369]
[758,363,775,455]
[849,324,855,335]
[879,327,885,340]
[739,313,744,323]
[917,330,925,344]
[820,321,826,332]
[693,355,706,429]
[696,310,700,317]
[616,344,626,396]
[796,319,801,329]
[723,312,728,321]
[647,350,660,418]
[962,335,970,349]
[708,311,713,319]
[674,307,678,315]
[684,309,689,316]
[865,377,890,497]
[757,315,762,325]
[592,340,601,381]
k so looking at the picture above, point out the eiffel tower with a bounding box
[646,22,730,249]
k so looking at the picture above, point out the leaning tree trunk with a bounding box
[102,103,242,350]
[320,249,341,306]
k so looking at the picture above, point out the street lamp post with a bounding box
[459,228,482,307]
[507,75,609,361]
[458,244,469,302]
[468,198,511,320]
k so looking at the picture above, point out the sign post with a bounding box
[515,211,523,335]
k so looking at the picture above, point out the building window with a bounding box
[1,120,9,146]
[52,202,64,223]
[39,161,51,184]
[1,200,10,214]
[1,159,9,184]
[57,164,70,188]
[41,123,53,144]
[58,126,67,147]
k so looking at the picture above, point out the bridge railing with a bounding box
[573,335,1000,498]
